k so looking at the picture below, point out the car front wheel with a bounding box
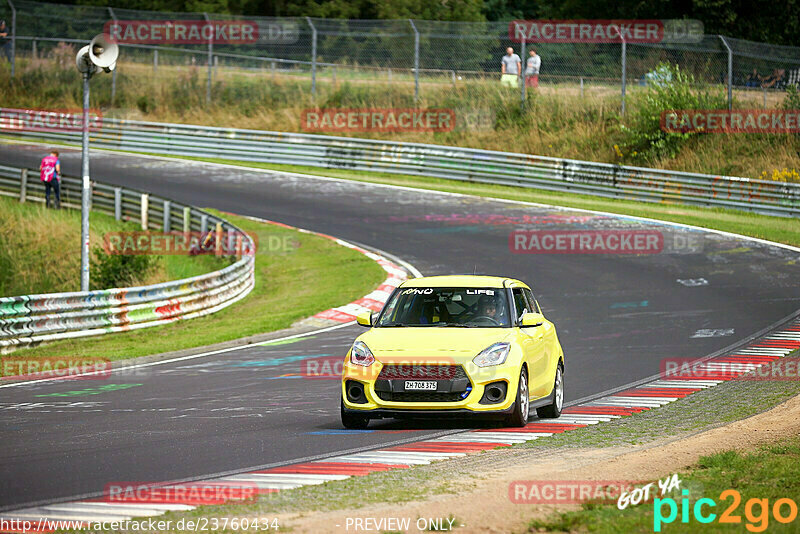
[536,364,563,419]
[506,367,530,427]
[341,398,370,429]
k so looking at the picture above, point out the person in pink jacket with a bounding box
[39,150,61,209]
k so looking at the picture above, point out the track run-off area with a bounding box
[1,142,799,517]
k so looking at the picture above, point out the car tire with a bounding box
[341,398,370,429]
[506,367,530,427]
[536,364,564,419]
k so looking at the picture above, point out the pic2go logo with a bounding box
[654,489,799,532]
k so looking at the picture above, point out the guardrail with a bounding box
[3,115,798,217]
[0,164,255,352]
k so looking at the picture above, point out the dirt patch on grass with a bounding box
[273,392,800,533]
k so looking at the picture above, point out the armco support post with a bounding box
[141,194,149,230]
[183,207,191,233]
[163,200,171,232]
[19,168,27,203]
[114,187,122,221]
[215,222,223,256]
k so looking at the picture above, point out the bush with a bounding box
[620,63,727,164]
[90,246,154,290]
[781,85,800,111]
[136,94,156,114]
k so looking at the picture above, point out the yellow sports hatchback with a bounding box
[340,275,565,428]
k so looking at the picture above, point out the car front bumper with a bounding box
[341,359,535,415]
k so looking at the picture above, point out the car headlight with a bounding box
[473,342,511,367]
[350,341,375,367]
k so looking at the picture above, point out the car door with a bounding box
[520,287,553,398]
[513,287,548,398]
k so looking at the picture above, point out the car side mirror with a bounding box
[356,311,373,327]
[520,312,545,327]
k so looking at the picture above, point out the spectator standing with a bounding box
[746,69,762,87]
[40,151,61,209]
[0,20,11,63]
[762,69,786,89]
[526,49,541,89]
[501,47,521,88]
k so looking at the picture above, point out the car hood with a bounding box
[357,327,514,363]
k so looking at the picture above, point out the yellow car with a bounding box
[341,275,565,428]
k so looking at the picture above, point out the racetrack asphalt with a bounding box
[1,143,798,510]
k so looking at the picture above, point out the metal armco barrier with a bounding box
[3,114,799,217]
[0,164,255,352]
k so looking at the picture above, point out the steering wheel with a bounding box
[471,315,501,326]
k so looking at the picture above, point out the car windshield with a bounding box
[377,287,511,328]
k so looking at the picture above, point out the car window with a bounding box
[522,288,540,314]
[377,287,511,327]
[512,288,528,319]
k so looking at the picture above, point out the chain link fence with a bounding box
[1,0,799,110]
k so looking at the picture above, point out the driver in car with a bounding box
[467,295,506,325]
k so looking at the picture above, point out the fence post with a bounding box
[140,194,149,230]
[580,77,584,97]
[200,213,208,234]
[719,35,733,111]
[332,65,336,86]
[163,200,171,232]
[620,36,627,116]
[409,19,419,101]
[31,39,36,59]
[183,206,191,233]
[19,168,27,203]
[7,0,16,78]
[114,187,122,220]
[306,17,317,97]
[108,7,117,103]
[271,61,276,80]
[203,12,212,104]
[154,49,158,73]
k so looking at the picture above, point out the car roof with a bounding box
[400,275,529,289]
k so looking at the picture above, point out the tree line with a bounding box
[46,0,800,46]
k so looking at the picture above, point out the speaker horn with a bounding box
[75,45,94,74]
[88,34,119,70]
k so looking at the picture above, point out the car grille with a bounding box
[377,364,467,381]
[375,364,470,403]
[376,391,466,402]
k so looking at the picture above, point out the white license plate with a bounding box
[404,380,438,391]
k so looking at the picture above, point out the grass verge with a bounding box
[5,210,386,364]
[527,435,800,533]
[0,195,223,295]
